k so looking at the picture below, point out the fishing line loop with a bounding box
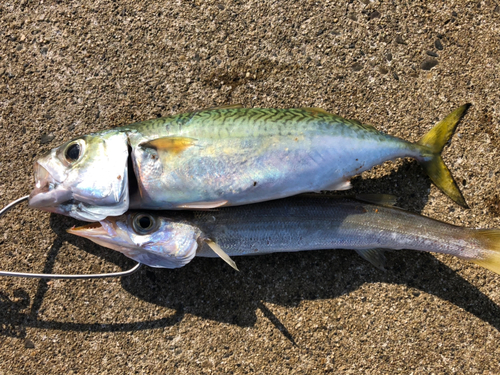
[0,195,142,279]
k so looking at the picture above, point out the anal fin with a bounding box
[324,180,352,191]
[355,194,397,207]
[355,249,387,270]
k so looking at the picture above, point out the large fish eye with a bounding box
[64,142,81,163]
[132,213,157,235]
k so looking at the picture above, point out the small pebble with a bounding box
[395,35,406,44]
[392,71,399,80]
[40,133,55,144]
[452,11,458,17]
[385,52,392,61]
[435,39,443,50]
[378,66,389,75]
[421,57,438,70]
[24,339,35,349]
[351,63,363,72]
[426,51,438,57]
[369,10,381,20]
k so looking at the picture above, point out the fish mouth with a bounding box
[67,219,126,253]
[28,163,72,208]
[67,222,108,236]
[67,218,118,238]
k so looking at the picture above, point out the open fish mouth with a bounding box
[28,163,72,207]
[67,222,108,236]
[67,218,119,238]
[67,219,124,253]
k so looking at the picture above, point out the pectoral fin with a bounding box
[140,136,197,155]
[205,239,239,271]
[355,248,387,270]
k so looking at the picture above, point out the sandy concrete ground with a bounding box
[1,0,500,373]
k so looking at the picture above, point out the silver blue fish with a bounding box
[30,105,470,221]
[68,195,500,275]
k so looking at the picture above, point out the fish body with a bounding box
[30,105,470,221]
[126,108,423,209]
[68,195,500,275]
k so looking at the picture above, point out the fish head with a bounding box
[29,131,130,221]
[67,212,201,269]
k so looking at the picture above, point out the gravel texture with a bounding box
[1,1,500,374]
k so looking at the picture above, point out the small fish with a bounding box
[30,104,470,221]
[68,195,500,275]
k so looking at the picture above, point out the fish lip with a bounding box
[28,162,71,207]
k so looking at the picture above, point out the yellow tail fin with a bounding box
[470,229,500,275]
[417,104,471,208]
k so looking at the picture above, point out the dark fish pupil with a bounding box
[138,216,151,229]
[65,144,80,161]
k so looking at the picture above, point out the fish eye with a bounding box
[64,142,81,162]
[132,214,157,234]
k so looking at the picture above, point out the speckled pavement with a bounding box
[1,1,500,373]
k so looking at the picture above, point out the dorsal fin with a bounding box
[300,107,332,116]
[192,104,244,114]
[207,104,244,110]
[349,119,377,131]
[361,123,377,131]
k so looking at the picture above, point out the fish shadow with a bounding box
[3,160,494,337]
[118,249,500,329]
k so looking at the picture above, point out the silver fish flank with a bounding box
[68,195,500,275]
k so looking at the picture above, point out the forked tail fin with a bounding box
[417,104,471,208]
[470,229,500,275]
